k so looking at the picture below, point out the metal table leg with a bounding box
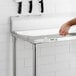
[33,44,37,76]
[13,36,16,76]
[13,36,37,76]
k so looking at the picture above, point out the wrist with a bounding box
[66,22,72,27]
[66,18,76,26]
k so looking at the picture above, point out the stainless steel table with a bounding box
[11,29,76,76]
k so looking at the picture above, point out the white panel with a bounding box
[56,54,70,62]
[69,40,76,54]
[56,70,70,76]
[16,39,34,76]
[15,0,22,2]
[36,43,56,56]
[55,45,69,55]
[56,69,76,76]
[44,0,55,15]
[69,0,76,13]
[11,15,76,32]
[55,0,71,13]
[11,16,57,31]
[55,62,69,71]
[17,67,33,76]
[68,69,76,76]
[37,64,56,72]
[37,71,55,76]
[22,0,29,15]
[36,41,70,76]
[0,70,7,76]
[37,55,55,65]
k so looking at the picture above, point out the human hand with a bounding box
[59,23,71,36]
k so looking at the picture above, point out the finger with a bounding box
[59,30,67,36]
[59,29,64,35]
[62,31,68,36]
[59,29,63,35]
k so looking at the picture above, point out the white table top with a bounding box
[12,28,76,44]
